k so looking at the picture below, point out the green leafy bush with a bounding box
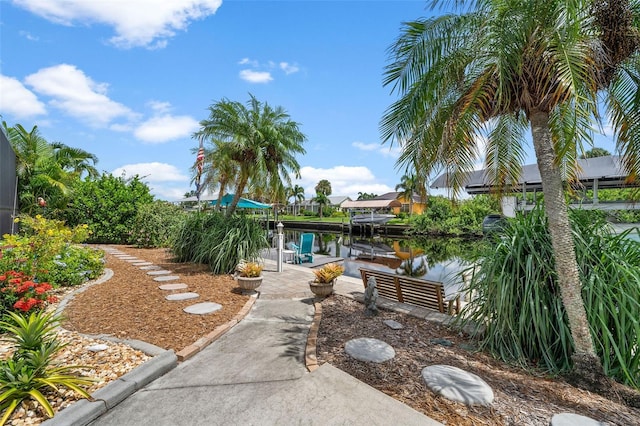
[62,174,154,244]
[408,195,498,236]
[460,207,640,388]
[129,201,185,248]
[37,245,104,287]
[170,212,268,274]
[0,311,93,423]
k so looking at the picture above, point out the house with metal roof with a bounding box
[431,155,640,212]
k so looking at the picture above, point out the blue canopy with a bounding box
[210,194,271,209]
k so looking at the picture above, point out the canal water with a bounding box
[282,230,484,298]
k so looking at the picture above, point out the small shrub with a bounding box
[0,311,93,423]
[38,245,104,287]
[0,271,57,315]
[312,263,344,283]
[236,262,263,277]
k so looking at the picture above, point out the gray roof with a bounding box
[431,155,638,194]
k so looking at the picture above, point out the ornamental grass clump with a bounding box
[459,207,640,389]
[312,263,344,284]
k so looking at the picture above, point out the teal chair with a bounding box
[292,233,315,264]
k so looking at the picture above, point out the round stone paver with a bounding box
[158,283,188,291]
[183,302,222,315]
[165,292,199,301]
[344,338,395,363]
[551,413,606,426]
[147,270,171,275]
[153,275,180,282]
[421,365,494,406]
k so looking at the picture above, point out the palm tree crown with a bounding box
[195,94,307,216]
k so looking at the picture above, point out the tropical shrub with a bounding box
[236,262,263,277]
[170,212,268,274]
[63,173,154,244]
[129,201,185,248]
[0,216,104,288]
[37,245,104,287]
[0,271,57,315]
[312,263,344,283]
[408,195,498,236]
[460,207,640,388]
[0,311,93,423]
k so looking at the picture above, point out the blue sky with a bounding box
[1,0,616,201]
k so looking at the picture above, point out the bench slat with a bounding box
[360,268,458,314]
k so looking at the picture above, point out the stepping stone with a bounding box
[345,338,395,363]
[87,344,109,352]
[430,338,453,347]
[421,365,494,406]
[184,302,222,315]
[140,265,161,270]
[114,255,136,259]
[165,292,199,301]
[125,258,141,262]
[550,413,606,426]
[147,270,171,275]
[384,319,404,330]
[153,276,180,282]
[159,283,188,291]
[132,262,153,266]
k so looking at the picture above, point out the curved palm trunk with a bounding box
[530,111,603,381]
[227,172,249,217]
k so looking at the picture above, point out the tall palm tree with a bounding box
[395,173,417,216]
[381,0,640,388]
[313,192,330,219]
[291,184,305,215]
[314,179,332,197]
[52,142,99,179]
[195,94,307,216]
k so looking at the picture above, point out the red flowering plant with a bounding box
[0,270,57,315]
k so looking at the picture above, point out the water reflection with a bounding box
[283,230,483,298]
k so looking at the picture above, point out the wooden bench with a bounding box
[359,268,461,315]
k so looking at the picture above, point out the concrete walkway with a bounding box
[89,260,442,426]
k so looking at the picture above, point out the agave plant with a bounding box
[0,311,94,423]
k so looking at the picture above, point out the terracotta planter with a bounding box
[237,276,263,292]
[309,280,335,298]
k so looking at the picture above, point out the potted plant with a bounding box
[309,263,344,297]
[235,261,264,292]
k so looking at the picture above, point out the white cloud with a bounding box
[134,114,199,143]
[147,100,172,114]
[24,64,134,127]
[238,57,258,67]
[296,166,394,199]
[279,62,299,75]
[18,30,39,41]
[239,69,273,84]
[111,162,188,183]
[12,0,222,49]
[352,141,401,158]
[0,75,47,119]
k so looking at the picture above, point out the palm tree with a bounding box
[195,94,307,216]
[288,184,305,216]
[381,0,640,388]
[580,147,611,159]
[395,173,417,216]
[313,192,330,219]
[4,123,98,215]
[315,179,332,197]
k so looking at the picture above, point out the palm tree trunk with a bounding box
[530,110,605,385]
[227,173,249,217]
